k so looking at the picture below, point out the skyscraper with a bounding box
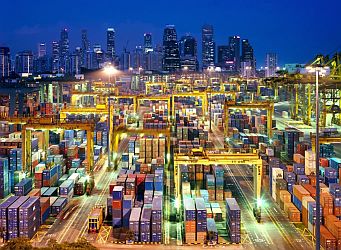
[71,47,82,75]
[52,41,60,73]
[38,43,47,58]
[59,28,70,72]
[217,45,234,71]
[229,36,241,72]
[162,25,180,72]
[81,29,90,67]
[107,28,115,61]
[120,49,131,71]
[265,53,278,77]
[202,24,215,70]
[0,47,11,78]
[241,39,255,76]
[179,35,198,71]
[132,46,144,69]
[15,51,33,75]
[144,33,153,53]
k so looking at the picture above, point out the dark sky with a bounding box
[0,0,340,67]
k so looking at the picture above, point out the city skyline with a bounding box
[0,0,340,66]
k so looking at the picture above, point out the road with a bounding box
[36,138,129,246]
[209,124,314,249]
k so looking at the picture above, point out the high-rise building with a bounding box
[202,24,215,70]
[132,46,144,69]
[217,45,234,71]
[179,35,198,71]
[0,47,11,78]
[241,39,255,76]
[81,29,90,67]
[107,28,115,61]
[38,43,47,58]
[265,52,278,77]
[59,28,70,72]
[229,36,241,72]
[120,49,131,71]
[145,45,163,72]
[144,33,153,53]
[71,47,82,75]
[92,44,105,69]
[162,25,180,72]
[52,41,60,73]
[15,51,33,75]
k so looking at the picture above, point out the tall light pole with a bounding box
[306,65,328,250]
[208,66,214,132]
[104,65,117,169]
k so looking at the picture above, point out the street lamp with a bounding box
[208,66,214,132]
[305,65,328,250]
[104,65,116,83]
[107,97,114,169]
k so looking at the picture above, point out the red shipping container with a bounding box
[112,200,122,209]
[320,158,329,168]
[320,225,337,250]
[302,184,316,199]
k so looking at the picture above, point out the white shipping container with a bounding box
[266,148,274,157]
[305,150,315,160]
[272,168,283,180]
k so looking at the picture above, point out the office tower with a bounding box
[59,28,70,72]
[120,49,131,71]
[92,44,105,69]
[217,45,234,71]
[145,45,163,72]
[38,43,47,58]
[81,29,90,67]
[52,41,60,73]
[144,33,153,53]
[70,47,82,75]
[265,53,278,77]
[179,35,198,71]
[162,25,180,72]
[15,51,33,75]
[229,36,241,72]
[0,47,11,78]
[132,46,144,69]
[241,39,255,76]
[34,55,51,74]
[202,24,215,70]
[107,28,115,61]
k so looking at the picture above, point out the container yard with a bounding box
[0,70,341,250]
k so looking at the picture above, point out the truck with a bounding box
[88,205,104,233]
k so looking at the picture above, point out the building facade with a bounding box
[0,47,11,78]
[202,24,215,70]
[162,25,180,72]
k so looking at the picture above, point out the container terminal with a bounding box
[0,59,341,249]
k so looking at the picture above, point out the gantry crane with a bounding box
[145,82,167,95]
[22,121,95,175]
[220,82,241,92]
[111,125,171,169]
[174,149,263,222]
[224,100,274,138]
[310,133,341,152]
[172,92,208,118]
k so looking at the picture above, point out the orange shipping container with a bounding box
[293,185,310,201]
[185,221,196,233]
[302,184,316,199]
[320,225,337,250]
[288,207,301,222]
[321,193,334,217]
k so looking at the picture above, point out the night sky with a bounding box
[0,0,340,67]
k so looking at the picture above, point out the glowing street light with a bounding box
[104,64,117,83]
[305,65,329,250]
